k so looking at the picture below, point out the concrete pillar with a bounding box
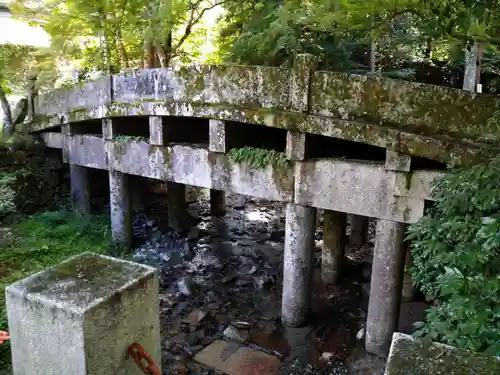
[322,210,347,285]
[209,119,226,153]
[286,131,306,160]
[6,252,161,375]
[70,164,91,215]
[109,169,132,247]
[366,219,406,357]
[349,214,369,248]
[210,189,226,217]
[282,203,317,327]
[149,116,164,146]
[167,181,188,233]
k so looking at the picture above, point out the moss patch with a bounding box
[227,147,291,169]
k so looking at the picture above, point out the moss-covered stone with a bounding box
[386,333,500,375]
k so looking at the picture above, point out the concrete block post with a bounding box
[6,252,161,375]
[290,54,318,113]
[366,219,406,357]
[282,203,317,327]
[167,181,189,233]
[109,169,132,247]
[70,164,91,215]
[322,210,347,285]
[349,214,369,248]
[149,116,164,146]
[286,131,306,161]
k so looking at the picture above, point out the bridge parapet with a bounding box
[33,55,500,143]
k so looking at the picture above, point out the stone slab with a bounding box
[385,333,500,375]
[6,252,161,375]
[194,340,281,375]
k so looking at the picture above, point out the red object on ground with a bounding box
[128,343,161,375]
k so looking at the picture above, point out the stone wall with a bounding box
[0,141,70,220]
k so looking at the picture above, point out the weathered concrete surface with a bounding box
[385,151,411,172]
[286,131,306,161]
[290,53,318,112]
[310,70,500,141]
[366,219,405,357]
[282,203,317,327]
[35,76,112,117]
[394,170,442,201]
[321,210,346,284]
[6,252,161,375]
[210,189,226,217]
[39,132,62,148]
[294,159,425,223]
[112,65,291,110]
[109,169,132,246]
[149,116,164,145]
[70,164,91,215]
[385,333,500,375]
[349,214,369,248]
[67,135,108,169]
[209,119,226,153]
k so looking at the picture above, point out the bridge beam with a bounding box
[366,218,405,357]
[282,203,317,327]
[70,164,91,215]
[109,169,132,247]
[321,210,347,285]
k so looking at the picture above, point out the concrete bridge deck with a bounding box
[26,54,496,358]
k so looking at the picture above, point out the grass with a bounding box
[0,210,129,369]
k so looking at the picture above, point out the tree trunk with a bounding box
[144,39,155,68]
[463,41,478,92]
[0,87,13,136]
[117,30,130,69]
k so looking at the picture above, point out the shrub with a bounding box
[407,156,500,356]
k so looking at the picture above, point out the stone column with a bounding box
[109,169,132,247]
[282,203,317,327]
[6,252,161,375]
[167,181,188,233]
[366,219,406,357]
[322,210,347,285]
[349,214,369,248]
[70,164,91,215]
[210,189,226,217]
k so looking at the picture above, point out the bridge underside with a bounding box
[36,113,443,358]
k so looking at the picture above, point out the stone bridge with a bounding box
[25,54,498,358]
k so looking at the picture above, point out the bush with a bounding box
[407,156,500,356]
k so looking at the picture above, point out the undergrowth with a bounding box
[408,155,500,356]
[227,147,290,169]
[0,210,129,369]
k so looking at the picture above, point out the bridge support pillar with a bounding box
[282,203,316,327]
[210,189,226,217]
[322,210,347,285]
[109,169,132,247]
[167,182,189,233]
[349,214,369,248]
[70,164,91,215]
[366,219,405,357]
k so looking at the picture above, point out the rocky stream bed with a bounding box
[128,191,413,375]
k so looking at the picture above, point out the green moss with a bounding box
[113,135,148,144]
[228,147,291,170]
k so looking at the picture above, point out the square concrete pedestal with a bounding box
[6,252,161,375]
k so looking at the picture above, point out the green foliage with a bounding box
[0,210,129,369]
[113,135,148,143]
[407,155,500,355]
[0,172,17,218]
[228,147,290,169]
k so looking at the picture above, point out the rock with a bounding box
[356,328,365,340]
[185,309,207,327]
[221,275,236,284]
[232,321,251,329]
[320,352,335,363]
[168,363,189,375]
[178,277,194,296]
[223,325,249,343]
